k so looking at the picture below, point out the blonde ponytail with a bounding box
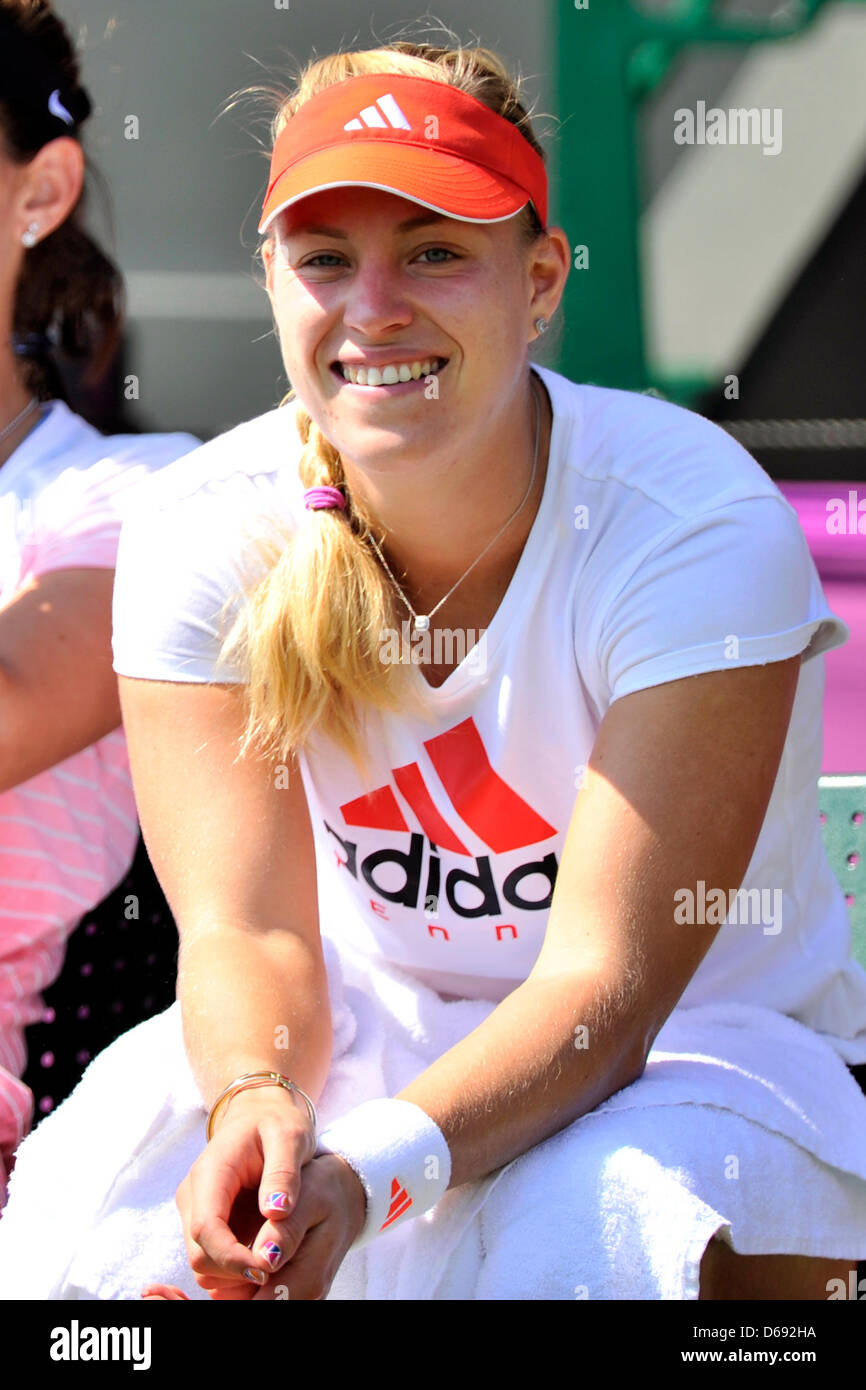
[218,32,548,775]
[219,397,430,781]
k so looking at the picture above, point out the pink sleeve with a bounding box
[28,507,122,577]
[0,1067,33,1206]
[25,456,168,583]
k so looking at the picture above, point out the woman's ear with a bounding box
[527,226,570,335]
[260,235,281,328]
[261,234,281,294]
[16,135,84,241]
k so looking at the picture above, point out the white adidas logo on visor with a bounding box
[344,93,412,132]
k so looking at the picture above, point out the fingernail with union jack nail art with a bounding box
[265,1192,290,1213]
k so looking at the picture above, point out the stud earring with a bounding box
[21,223,40,249]
[535,317,549,336]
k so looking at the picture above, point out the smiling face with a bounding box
[261,185,546,481]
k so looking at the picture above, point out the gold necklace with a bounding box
[367,376,542,633]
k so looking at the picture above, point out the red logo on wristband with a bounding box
[380,1177,412,1230]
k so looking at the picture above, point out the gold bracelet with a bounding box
[206,1071,318,1142]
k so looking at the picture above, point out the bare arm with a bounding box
[120,675,352,1286]
[116,674,332,1111]
[0,568,122,792]
[397,655,802,1187]
[118,674,372,1297]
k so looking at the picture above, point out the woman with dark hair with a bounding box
[1,33,866,1302]
[0,0,197,1202]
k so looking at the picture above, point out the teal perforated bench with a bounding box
[819,776,866,1289]
[819,776,866,970]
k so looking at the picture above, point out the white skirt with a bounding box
[1,931,866,1301]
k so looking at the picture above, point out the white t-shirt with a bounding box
[111,365,866,1065]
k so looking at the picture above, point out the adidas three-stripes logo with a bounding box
[380,1177,413,1230]
[344,93,412,132]
[340,717,556,856]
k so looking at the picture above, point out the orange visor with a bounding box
[258,72,548,234]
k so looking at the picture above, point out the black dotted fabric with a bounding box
[21,833,178,1118]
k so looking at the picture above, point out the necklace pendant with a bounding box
[414,614,430,632]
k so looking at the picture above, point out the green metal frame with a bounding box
[819,776,866,970]
[551,0,860,405]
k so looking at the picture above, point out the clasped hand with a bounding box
[142,1086,366,1301]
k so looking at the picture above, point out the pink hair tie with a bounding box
[303,485,346,511]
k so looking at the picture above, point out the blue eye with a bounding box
[299,247,458,268]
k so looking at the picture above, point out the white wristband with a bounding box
[314,1098,452,1248]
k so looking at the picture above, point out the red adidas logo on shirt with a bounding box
[323,718,560,939]
[340,717,555,855]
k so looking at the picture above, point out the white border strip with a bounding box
[258,180,525,235]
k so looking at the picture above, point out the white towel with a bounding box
[2,930,866,1300]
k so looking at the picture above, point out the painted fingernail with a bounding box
[261,1241,282,1267]
[243,1267,268,1285]
[265,1191,290,1212]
